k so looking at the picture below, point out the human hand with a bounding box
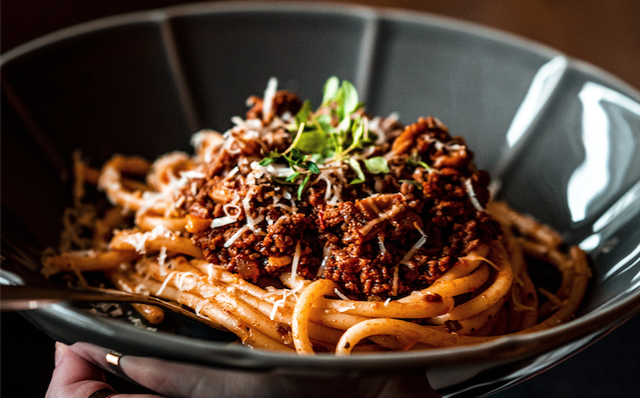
[45,341,155,398]
[46,341,441,398]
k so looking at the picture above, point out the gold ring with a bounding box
[105,351,127,379]
[88,388,118,398]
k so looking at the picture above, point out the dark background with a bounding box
[2,1,639,397]
[3,0,640,90]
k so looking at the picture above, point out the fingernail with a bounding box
[54,342,68,366]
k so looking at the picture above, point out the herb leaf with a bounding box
[400,179,423,188]
[306,161,320,174]
[364,157,389,174]
[322,77,340,105]
[286,172,301,182]
[259,77,390,193]
[259,157,275,166]
[295,100,312,126]
[348,158,366,184]
[340,80,359,116]
[298,174,312,199]
[407,152,433,171]
[296,129,328,153]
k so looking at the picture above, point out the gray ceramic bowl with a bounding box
[2,2,640,397]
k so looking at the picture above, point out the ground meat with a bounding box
[185,97,502,300]
[246,90,303,121]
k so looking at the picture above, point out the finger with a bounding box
[60,342,163,398]
[45,342,113,398]
[68,342,265,398]
[120,355,265,398]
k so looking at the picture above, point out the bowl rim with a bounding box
[3,0,640,372]
[3,1,639,110]
[22,281,640,371]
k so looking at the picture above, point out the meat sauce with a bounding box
[177,89,501,300]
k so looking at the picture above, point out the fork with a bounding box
[0,283,227,331]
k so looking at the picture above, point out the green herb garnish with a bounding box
[400,180,423,188]
[406,152,432,172]
[364,156,390,175]
[260,77,391,196]
[348,158,366,185]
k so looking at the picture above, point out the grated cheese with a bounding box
[121,225,173,254]
[211,216,238,228]
[393,228,429,296]
[458,253,499,271]
[179,170,206,180]
[224,224,250,248]
[391,265,400,296]
[242,188,264,232]
[195,299,208,316]
[227,166,239,178]
[269,290,291,320]
[378,236,387,254]
[190,130,224,163]
[231,116,245,127]
[175,272,197,291]
[359,204,405,236]
[275,203,293,213]
[289,241,302,288]
[317,244,331,277]
[205,263,215,282]
[157,246,167,266]
[121,233,148,254]
[334,288,350,300]
[138,191,166,216]
[251,161,294,178]
[222,132,242,155]
[223,202,241,218]
[313,172,334,202]
[245,118,264,130]
[399,234,428,265]
[155,271,177,296]
[465,178,485,212]
[327,184,343,205]
[262,77,278,122]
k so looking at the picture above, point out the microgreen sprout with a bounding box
[259,76,391,195]
[407,151,433,172]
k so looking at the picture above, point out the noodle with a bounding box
[42,77,590,355]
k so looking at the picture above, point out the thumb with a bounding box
[45,342,114,398]
[46,342,163,398]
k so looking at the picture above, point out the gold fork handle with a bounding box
[0,284,227,331]
[0,285,138,311]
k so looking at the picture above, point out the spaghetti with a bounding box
[43,77,591,354]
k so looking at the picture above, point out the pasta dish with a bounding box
[43,77,591,354]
